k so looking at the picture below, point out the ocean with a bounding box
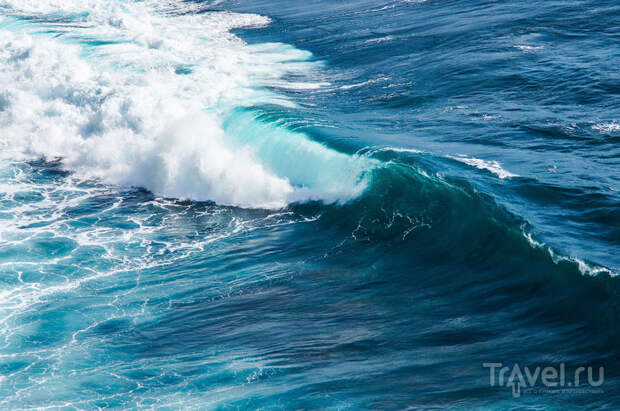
[0,0,618,408]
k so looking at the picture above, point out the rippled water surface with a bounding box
[0,0,618,408]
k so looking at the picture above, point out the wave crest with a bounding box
[0,1,372,208]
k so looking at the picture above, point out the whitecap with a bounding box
[449,155,518,179]
[0,1,374,209]
[592,122,620,134]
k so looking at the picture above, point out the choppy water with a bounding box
[0,0,618,408]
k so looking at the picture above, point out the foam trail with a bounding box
[0,1,373,208]
[449,155,518,179]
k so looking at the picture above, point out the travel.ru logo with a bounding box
[483,362,604,398]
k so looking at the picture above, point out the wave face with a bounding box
[0,0,373,208]
[1,0,619,409]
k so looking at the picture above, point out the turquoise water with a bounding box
[0,0,618,408]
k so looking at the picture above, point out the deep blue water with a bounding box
[0,0,619,409]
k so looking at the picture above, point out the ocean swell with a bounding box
[0,1,372,208]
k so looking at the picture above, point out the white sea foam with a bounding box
[360,146,424,156]
[449,155,518,179]
[0,1,374,209]
[514,45,544,51]
[592,122,620,134]
[365,36,394,45]
[339,76,391,90]
[523,230,613,277]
